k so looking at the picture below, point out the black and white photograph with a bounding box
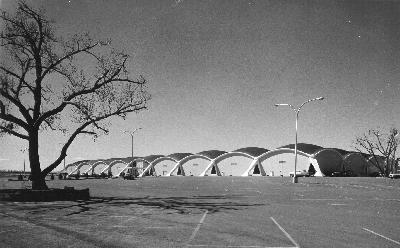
[0,0,399,247]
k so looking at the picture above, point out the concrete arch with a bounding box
[99,160,128,175]
[143,157,178,177]
[365,156,385,176]
[113,161,137,177]
[256,148,321,177]
[197,150,227,160]
[233,147,270,157]
[88,161,109,175]
[213,152,255,164]
[177,154,212,165]
[213,152,256,176]
[168,155,212,176]
[313,148,344,158]
[109,160,128,166]
[116,158,150,177]
[138,156,167,177]
[343,153,369,176]
[258,148,312,163]
[199,153,253,177]
[62,163,76,172]
[313,149,344,176]
[63,165,77,174]
[67,161,92,177]
[241,159,266,176]
[199,160,221,176]
[62,160,91,173]
[78,163,94,175]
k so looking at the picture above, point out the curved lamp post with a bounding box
[275,97,325,183]
[123,128,142,158]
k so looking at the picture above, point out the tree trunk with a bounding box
[29,130,48,190]
[31,174,48,190]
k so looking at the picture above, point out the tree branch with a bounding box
[0,98,29,130]
[0,124,28,139]
[39,42,99,81]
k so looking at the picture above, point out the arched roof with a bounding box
[214,151,255,164]
[343,152,367,160]
[330,148,351,156]
[197,150,227,159]
[233,147,269,157]
[143,155,164,163]
[65,160,90,168]
[178,154,213,165]
[257,148,311,162]
[103,157,140,164]
[167,153,193,161]
[278,143,323,155]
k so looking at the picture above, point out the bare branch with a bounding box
[1,2,150,186]
[0,124,28,139]
[354,128,399,176]
[0,97,29,130]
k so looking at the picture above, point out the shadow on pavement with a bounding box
[1,194,264,216]
[0,194,265,248]
[64,194,264,216]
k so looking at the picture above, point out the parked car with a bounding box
[122,168,138,180]
[289,170,310,177]
[389,173,400,179]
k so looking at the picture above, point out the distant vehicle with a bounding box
[289,170,309,177]
[122,167,138,180]
[389,173,400,179]
[331,172,343,177]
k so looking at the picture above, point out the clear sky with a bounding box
[1,0,399,171]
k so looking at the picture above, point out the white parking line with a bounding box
[186,210,208,247]
[187,245,297,247]
[270,217,300,248]
[294,198,340,201]
[112,225,137,228]
[362,228,400,245]
[186,213,299,248]
[146,226,176,229]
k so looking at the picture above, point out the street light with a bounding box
[275,97,325,183]
[20,147,27,175]
[123,128,142,158]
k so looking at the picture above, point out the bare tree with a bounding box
[0,2,150,189]
[354,128,399,177]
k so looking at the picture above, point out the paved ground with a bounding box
[0,177,399,248]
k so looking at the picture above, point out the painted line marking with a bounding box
[236,188,260,191]
[362,228,400,245]
[187,245,297,247]
[270,217,300,248]
[186,210,208,247]
[294,199,341,201]
[145,226,176,229]
[373,198,400,202]
[329,203,347,206]
[112,225,138,228]
[187,215,298,248]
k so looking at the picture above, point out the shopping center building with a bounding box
[62,143,386,178]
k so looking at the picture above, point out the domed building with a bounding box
[62,144,385,178]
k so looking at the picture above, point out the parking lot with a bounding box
[1,177,399,248]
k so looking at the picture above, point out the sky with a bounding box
[0,0,400,171]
